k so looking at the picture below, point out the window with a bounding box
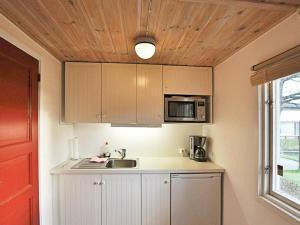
[260,73,300,219]
[271,73,300,204]
[254,46,300,220]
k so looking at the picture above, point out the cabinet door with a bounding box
[102,63,137,123]
[65,62,102,123]
[59,174,102,225]
[137,64,163,124]
[102,174,141,225]
[163,66,212,95]
[142,174,170,225]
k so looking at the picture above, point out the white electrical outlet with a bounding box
[178,147,189,157]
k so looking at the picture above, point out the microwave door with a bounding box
[165,100,196,121]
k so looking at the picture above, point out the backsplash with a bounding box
[73,123,203,157]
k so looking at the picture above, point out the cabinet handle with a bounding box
[93,181,100,185]
[100,180,105,185]
[164,180,170,184]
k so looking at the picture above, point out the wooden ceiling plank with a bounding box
[25,0,94,60]
[37,0,92,61]
[119,0,141,62]
[91,0,118,62]
[28,0,85,59]
[142,0,168,64]
[179,4,229,64]
[179,0,300,10]
[203,6,259,50]
[0,0,67,59]
[167,3,220,65]
[99,0,131,62]
[213,8,295,65]
[154,1,193,63]
[217,9,271,51]
[76,0,107,61]
[57,0,104,61]
[153,0,196,64]
[139,0,149,36]
[186,5,269,65]
[0,0,296,65]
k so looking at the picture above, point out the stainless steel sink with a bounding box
[106,159,137,168]
[72,158,138,169]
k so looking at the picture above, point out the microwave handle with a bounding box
[195,100,199,117]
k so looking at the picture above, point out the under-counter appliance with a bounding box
[164,96,207,122]
[189,136,208,162]
[171,173,221,225]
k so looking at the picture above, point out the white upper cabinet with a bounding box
[137,64,163,124]
[142,174,170,225]
[64,62,213,124]
[101,174,141,225]
[65,62,102,123]
[102,63,137,124]
[163,65,212,95]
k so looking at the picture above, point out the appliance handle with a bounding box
[171,173,221,179]
[194,100,198,118]
[172,178,217,182]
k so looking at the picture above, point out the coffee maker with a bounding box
[189,136,208,162]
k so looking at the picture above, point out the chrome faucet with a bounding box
[115,148,126,159]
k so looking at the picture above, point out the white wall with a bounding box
[204,13,300,225]
[0,14,74,225]
[74,123,202,157]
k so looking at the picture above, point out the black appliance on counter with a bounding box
[189,136,208,162]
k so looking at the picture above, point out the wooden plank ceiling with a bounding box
[0,0,298,66]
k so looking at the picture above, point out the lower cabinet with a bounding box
[142,174,170,225]
[58,174,141,225]
[58,174,102,225]
[57,173,221,225]
[102,174,141,225]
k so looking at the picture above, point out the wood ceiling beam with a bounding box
[180,0,299,11]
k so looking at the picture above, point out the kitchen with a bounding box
[0,1,299,225]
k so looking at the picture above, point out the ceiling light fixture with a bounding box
[135,37,156,60]
[135,0,155,60]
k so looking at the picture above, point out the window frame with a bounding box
[259,81,300,221]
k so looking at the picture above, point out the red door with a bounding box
[0,37,39,225]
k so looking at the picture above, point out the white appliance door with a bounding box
[171,173,221,225]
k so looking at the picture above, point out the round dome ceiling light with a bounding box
[135,37,156,60]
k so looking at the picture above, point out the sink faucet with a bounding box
[115,149,126,159]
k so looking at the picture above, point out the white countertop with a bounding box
[51,157,224,174]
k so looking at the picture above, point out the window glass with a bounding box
[272,72,300,204]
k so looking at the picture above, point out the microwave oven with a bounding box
[164,96,207,122]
